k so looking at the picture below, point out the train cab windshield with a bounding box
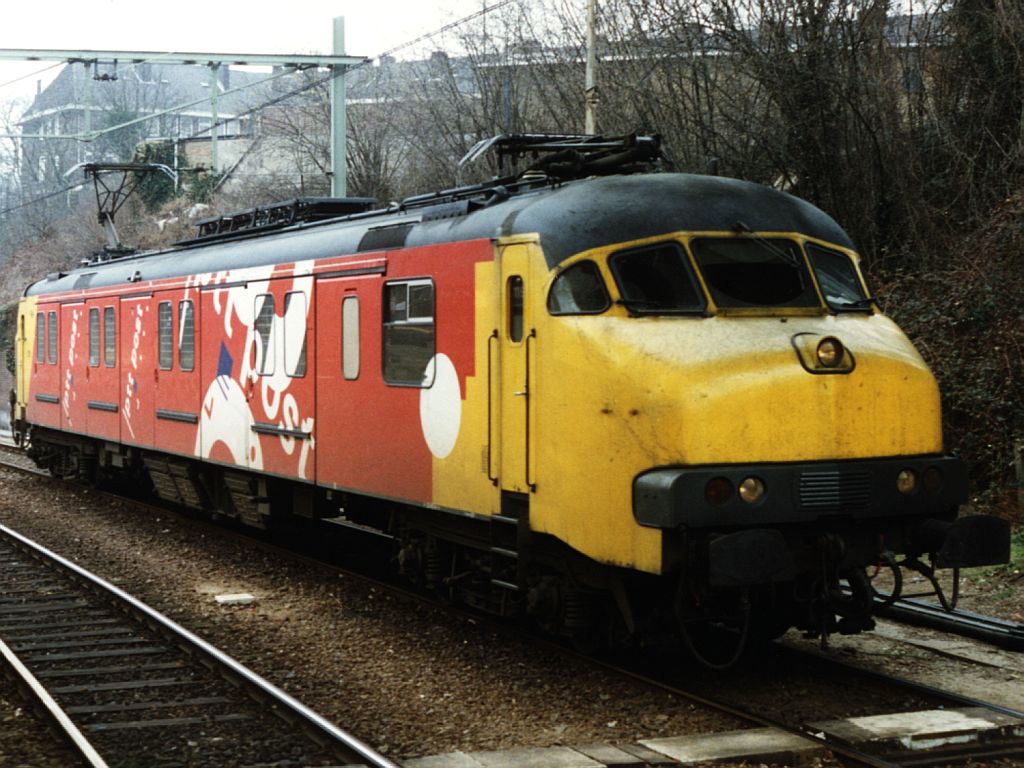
[595,236,870,316]
[690,237,819,309]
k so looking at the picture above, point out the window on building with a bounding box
[88,308,100,367]
[382,280,435,386]
[283,292,307,377]
[158,302,173,370]
[254,294,275,375]
[178,300,195,372]
[103,307,116,367]
[342,295,360,381]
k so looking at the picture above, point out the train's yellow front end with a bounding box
[528,227,1008,648]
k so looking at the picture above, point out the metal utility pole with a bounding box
[331,17,347,197]
[209,63,220,173]
[584,0,598,134]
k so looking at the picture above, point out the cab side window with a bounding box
[806,244,870,311]
[547,261,610,315]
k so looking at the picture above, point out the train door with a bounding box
[25,303,62,430]
[84,298,121,440]
[119,295,155,448]
[498,240,536,494]
[314,275,363,489]
[59,302,88,434]
[153,293,201,457]
[248,282,317,481]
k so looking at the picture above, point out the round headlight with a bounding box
[738,476,765,503]
[705,477,733,506]
[817,337,844,368]
[896,469,917,495]
[923,467,943,494]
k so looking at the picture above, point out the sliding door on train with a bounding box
[153,293,201,457]
[83,298,121,441]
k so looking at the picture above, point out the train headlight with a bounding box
[705,477,733,506]
[896,469,917,495]
[923,466,943,494]
[816,337,844,368]
[738,477,765,503]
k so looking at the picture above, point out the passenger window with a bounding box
[48,313,57,364]
[610,243,705,314]
[690,237,818,308]
[342,296,360,380]
[158,302,173,370]
[382,279,435,387]
[283,292,307,378]
[806,244,870,311]
[547,261,610,315]
[104,307,116,367]
[178,300,195,372]
[88,308,100,367]
[254,294,275,376]
[508,276,524,342]
[35,313,44,364]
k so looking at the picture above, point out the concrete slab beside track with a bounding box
[401,706,1024,766]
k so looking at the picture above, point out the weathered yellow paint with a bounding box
[522,233,942,575]
[15,297,39,419]
[429,258,502,516]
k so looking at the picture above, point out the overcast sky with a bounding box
[0,0,487,104]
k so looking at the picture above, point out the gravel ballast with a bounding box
[0,467,742,761]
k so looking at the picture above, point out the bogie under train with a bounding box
[10,135,1009,665]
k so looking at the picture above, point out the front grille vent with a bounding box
[798,470,871,514]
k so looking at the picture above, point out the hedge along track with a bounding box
[0,523,398,768]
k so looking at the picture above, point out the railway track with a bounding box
[0,523,397,768]
[3,446,1023,767]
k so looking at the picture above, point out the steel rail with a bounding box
[0,636,109,768]
[875,596,1024,651]
[0,523,398,768]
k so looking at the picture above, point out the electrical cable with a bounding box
[2,0,517,213]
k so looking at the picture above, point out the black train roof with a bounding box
[26,173,854,297]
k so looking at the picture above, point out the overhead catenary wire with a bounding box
[1,0,518,217]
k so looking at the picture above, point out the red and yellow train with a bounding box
[10,135,1008,664]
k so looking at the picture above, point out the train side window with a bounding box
[508,276,524,342]
[547,261,610,315]
[806,244,870,312]
[342,295,360,380]
[158,302,173,370]
[610,243,706,314]
[48,312,57,364]
[35,313,44,364]
[178,300,195,372]
[254,294,275,376]
[88,308,100,367]
[283,292,307,378]
[382,279,435,387]
[103,307,116,367]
